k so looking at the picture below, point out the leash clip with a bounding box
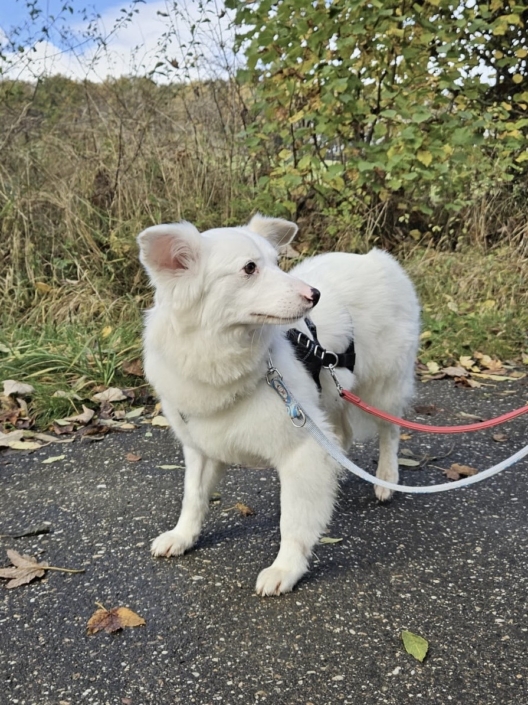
[267,354,306,427]
[326,362,344,396]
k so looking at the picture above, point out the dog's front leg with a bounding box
[151,445,226,557]
[256,441,339,596]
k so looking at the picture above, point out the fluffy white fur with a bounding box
[137,214,420,596]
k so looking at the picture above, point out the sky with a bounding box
[0,0,236,82]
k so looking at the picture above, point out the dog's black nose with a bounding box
[310,287,321,307]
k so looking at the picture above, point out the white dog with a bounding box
[137,215,420,595]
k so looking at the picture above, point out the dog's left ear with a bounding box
[247,214,298,248]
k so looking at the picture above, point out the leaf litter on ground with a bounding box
[0,550,84,588]
[87,603,146,634]
[401,630,429,662]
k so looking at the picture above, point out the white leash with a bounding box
[266,362,528,494]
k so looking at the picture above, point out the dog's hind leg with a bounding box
[151,445,226,557]
[256,441,339,596]
[374,420,400,502]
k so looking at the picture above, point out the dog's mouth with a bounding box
[251,313,304,324]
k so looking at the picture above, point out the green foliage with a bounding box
[228,0,528,245]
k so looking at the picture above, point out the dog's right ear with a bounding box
[137,223,201,278]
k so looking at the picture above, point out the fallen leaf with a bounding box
[35,281,53,294]
[414,404,438,416]
[398,458,421,467]
[3,380,35,397]
[52,423,74,435]
[101,326,113,339]
[87,604,146,634]
[319,537,343,544]
[29,431,72,444]
[479,355,503,371]
[0,430,24,447]
[0,550,83,588]
[442,366,468,378]
[126,452,142,462]
[456,377,483,389]
[151,415,170,427]
[450,462,478,476]
[458,356,475,370]
[400,433,412,441]
[122,358,144,377]
[158,464,184,470]
[229,502,255,516]
[426,361,440,374]
[457,411,484,421]
[61,405,95,425]
[125,407,145,419]
[52,390,82,401]
[471,372,518,381]
[443,467,461,480]
[7,440,42,451]
[92,388,127,403]
[492,432,509,442]
[401,630,429,662]
[522,352,528,366]
[42,455,66,464]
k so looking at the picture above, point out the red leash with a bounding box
[341,389,528,434]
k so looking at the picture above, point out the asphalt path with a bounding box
[1,377,527,705]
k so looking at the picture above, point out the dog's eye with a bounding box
[243,261,257,275]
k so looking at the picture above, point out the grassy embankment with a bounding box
[1,77,526,427]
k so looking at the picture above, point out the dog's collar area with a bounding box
[286,317,356,391]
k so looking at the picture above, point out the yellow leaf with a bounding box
[459,356,475,370]
[420,330,432,340]
[493,50,504,59]
[513,74,523,84]
[416,150,433,167]
[515,48,528,58]
[8,440,42,451]
[289,110,305,124]
[426,361,440,374]
[35,282,52,294]
[151,415,170,427]
[42,455,66,464]
[101,326,113,338]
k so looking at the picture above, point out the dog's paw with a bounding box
[255,566,299,596]
[151,530,193,557]
[375,484,394,502]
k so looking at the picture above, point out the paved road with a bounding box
[1,378,527,705]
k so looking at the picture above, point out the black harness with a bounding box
[286,318,356,391]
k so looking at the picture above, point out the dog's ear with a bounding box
[247,214,298,248]
[137,223,201,276]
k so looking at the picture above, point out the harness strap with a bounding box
[286,318,356,390]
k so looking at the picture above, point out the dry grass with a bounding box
[0,76,526,429]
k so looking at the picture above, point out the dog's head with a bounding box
[137,214,319,330]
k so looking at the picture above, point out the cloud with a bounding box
[1,0,236,82]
